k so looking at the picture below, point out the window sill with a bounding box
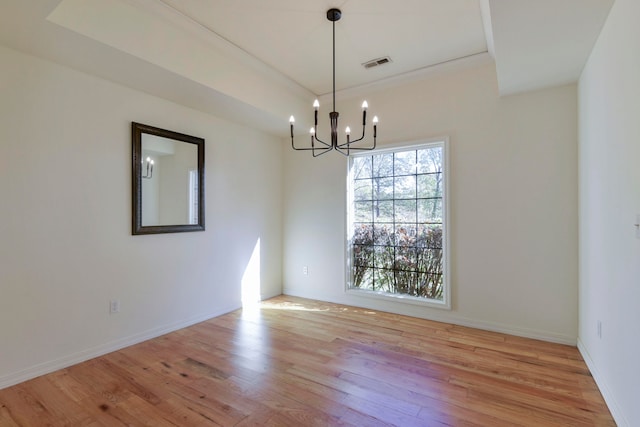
[345,288,451,310]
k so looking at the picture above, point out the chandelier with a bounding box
[289,8,378,157]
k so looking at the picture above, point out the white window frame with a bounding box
[345,138,451,309]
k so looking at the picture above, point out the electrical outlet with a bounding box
[110,300,120,314]
[303,266,308,275]
[597,320,602,339]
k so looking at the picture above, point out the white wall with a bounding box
[578,0,640,424]
[0,45,283,388]
[283,61,578,344]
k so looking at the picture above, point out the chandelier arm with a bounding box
[292,144,331,151]
[291,137,313,151]
[335,140,377,156]
[338,129,366,146]
[337,143,377,153]
[336,109,367,146]
[313,133,330,147]
[312,146,333,157]
[292,146,330,151]
[338,128,368,150]
[291,135,331,151]
[336,127,376,150]
[291,135,300,150]
[291,118,331,151]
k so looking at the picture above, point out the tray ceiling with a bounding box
[0,0,615,135]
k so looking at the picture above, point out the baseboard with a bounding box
[261,290,283,301]
[0,303,241,391]
[577,338,629,427]
[282,289,576,345]
[442,314,576,346]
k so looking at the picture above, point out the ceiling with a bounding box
[0,0,614,136]
[157,0,489,95]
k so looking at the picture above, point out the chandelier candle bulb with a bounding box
[362,101,368,110]
[313,99,320,110]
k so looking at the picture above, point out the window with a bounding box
[347,140,449,308]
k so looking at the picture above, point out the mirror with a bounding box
[132,122,205,235]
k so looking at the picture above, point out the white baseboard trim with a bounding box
[0,303,241,391]
[282,289,576,345]
[435,314,576,345]
[261,290,283,301]
[577,338,628,427]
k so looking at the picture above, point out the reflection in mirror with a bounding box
[141,134,198,226]
[132,122,205,235]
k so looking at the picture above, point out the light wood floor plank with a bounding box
[0,296,615,426]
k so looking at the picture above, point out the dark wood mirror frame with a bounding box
[132,122,205,235]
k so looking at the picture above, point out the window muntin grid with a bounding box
[348,143,447,304]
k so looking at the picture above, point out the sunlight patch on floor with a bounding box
[259,298,378,316]
[259,301,330,312]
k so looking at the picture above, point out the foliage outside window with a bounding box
[347,141,449,307]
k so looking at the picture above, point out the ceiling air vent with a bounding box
[362,56,392,69]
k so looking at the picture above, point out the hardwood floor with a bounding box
[0,296,615,426]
